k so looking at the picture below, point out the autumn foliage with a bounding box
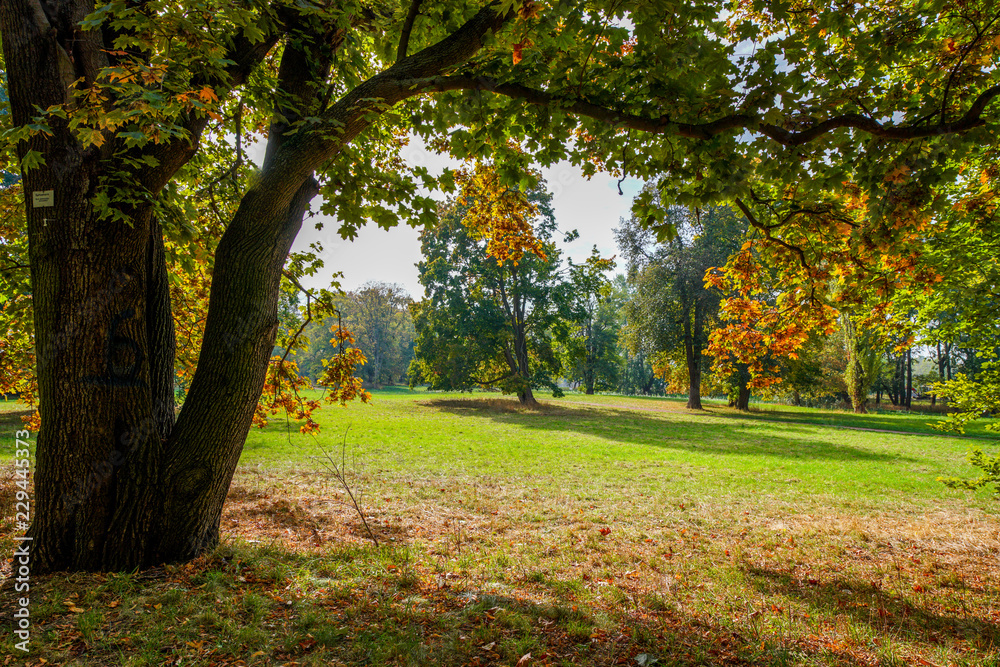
[454,161,546,265]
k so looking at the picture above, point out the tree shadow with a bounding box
[741,564,999,647]
[710,406,1000,441]
[0,549,892,667]
[425,398,915,463]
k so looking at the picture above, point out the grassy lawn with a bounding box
[2,391,998,666]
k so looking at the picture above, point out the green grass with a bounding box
[2,390,998,666]
[241,389,998,513]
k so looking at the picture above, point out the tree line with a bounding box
[389,168,1000,418]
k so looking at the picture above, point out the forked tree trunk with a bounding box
[5,0,510,572]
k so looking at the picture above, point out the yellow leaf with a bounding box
[68,605,85,613]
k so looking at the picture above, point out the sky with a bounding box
[289,138,644,299]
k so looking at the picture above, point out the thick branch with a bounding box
[253,4,513,210]
[395,75,1000,146]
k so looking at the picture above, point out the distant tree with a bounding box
[603,275,662,396]
[410,166,570,406]
[617,203,745,409]
[561,248,619,395]
[341,282,414,387]
[842,316,885,414]
[295,319,338,382]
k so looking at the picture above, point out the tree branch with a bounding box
[394,75,1000,146]
[733,197,811,272]
[396,0,424,62]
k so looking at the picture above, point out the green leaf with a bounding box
[20,150,45,172]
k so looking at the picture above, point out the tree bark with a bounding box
[2,0,179,571]
[843,317,868,414]
[518,386,538,406]
[736,383,751,411]
[732,364,751,410]
[889,357,903,406]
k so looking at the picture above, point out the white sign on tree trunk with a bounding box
[32,190,54,208]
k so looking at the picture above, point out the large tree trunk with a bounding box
[27,201,177,570]
[735,383,750,411]
[151,179,317,562]
[2,0,179,571]
[518,386,537,405]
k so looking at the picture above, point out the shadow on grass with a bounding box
[0,541,887,667]
[742,564,1000,648]
[709,406,1000,441]
[427,398,915,463]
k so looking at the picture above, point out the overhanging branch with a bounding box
[393,75,1000,146]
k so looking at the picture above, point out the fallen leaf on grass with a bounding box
[67,605,85,613]
[516,653,532,666]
